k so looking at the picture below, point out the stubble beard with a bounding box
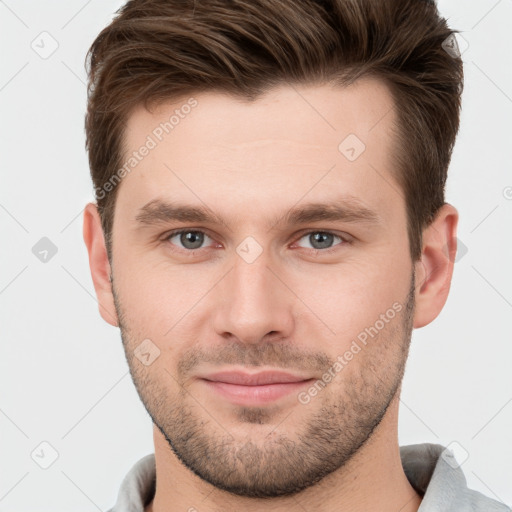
[113,274,416,498]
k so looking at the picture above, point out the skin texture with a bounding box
[84,78,458,512]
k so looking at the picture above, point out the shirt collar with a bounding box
[109,443,505,512]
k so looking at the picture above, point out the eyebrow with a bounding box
[134,197,382,230]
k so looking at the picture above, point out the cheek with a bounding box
[113,260,174,332]
[286,256,407,342]
[114,252,219,344]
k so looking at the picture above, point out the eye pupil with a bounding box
[181,231,204,249]
[310,232,334,249]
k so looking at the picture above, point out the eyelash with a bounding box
[162,229,352,255]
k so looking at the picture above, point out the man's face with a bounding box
[111,79,416,497]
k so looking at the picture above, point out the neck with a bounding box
[145,396,422,512]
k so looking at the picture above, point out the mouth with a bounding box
[199,370,316,406]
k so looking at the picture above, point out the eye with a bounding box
[294,231,349,251]
[162,229,350,253]
[165,230,214,250]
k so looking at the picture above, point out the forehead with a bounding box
[124,78,396,151]
[116,78,402,229]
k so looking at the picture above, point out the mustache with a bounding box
[177,342,333,377]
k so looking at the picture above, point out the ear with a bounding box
[413,203,459,329]
[83,202,119,327]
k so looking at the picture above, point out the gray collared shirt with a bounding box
[108,443,510,511]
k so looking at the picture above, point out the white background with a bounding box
[1,1,511,510]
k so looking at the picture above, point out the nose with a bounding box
[212,251,295,346]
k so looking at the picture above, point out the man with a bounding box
[82,0,509,510]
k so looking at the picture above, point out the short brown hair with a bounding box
[85,0,463,262]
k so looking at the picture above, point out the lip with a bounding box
[200,370,314,406]
[202,370,311,386]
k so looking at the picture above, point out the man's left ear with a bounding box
[413,203,459,329]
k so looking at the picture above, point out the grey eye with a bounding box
[297,232,342,250]
[168,230,210,250]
